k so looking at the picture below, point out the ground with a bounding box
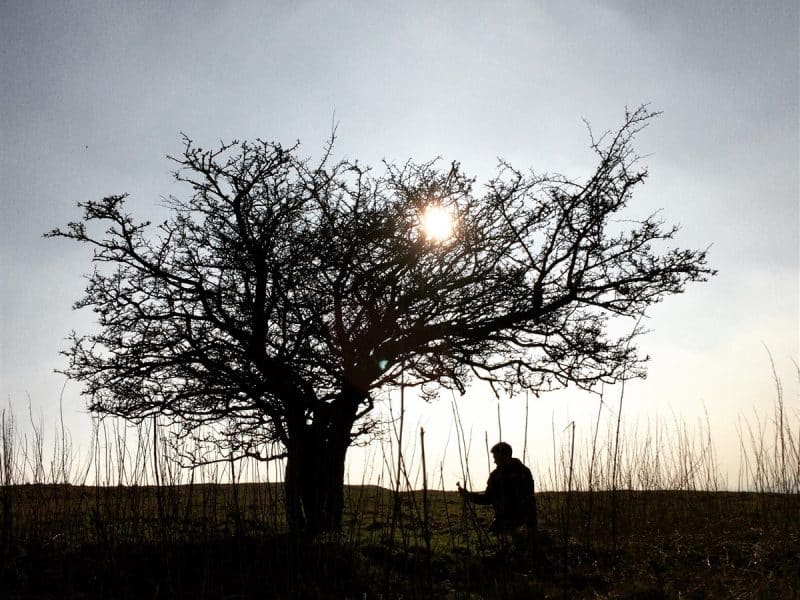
[1,484,797,598]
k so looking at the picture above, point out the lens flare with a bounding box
[420,204,455,242]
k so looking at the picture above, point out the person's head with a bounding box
[490,442,513,466]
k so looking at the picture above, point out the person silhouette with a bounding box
[458,442,537,538]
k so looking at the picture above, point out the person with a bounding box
[458,442,537,537]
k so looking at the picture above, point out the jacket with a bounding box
[468,458,536,531]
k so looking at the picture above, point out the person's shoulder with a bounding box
[510,458,532,475]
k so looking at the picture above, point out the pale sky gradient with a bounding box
[1,1,798,489]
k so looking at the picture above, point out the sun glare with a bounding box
[420,204,455,242]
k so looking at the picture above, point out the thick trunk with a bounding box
[283,384,364,534]
[283,432,350,534]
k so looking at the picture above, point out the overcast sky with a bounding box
[1,1,797,488]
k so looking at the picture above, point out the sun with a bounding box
[420,204,455,242]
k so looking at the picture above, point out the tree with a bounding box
[48,106,714,533]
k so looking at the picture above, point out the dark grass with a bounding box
[2,484,798,598]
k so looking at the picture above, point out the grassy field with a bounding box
[1,482,798,598]
[2,364,797,597]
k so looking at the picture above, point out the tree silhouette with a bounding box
[48,107,714,533]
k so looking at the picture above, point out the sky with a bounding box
[1,1,798,489]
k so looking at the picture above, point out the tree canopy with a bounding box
[48,106,714,531]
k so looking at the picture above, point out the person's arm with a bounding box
[458,476,495,505]
[467,489,492,505]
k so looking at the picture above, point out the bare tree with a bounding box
[47,106,714,533]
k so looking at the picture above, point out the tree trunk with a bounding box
[283,431,350,534]
[283,386,363,534]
